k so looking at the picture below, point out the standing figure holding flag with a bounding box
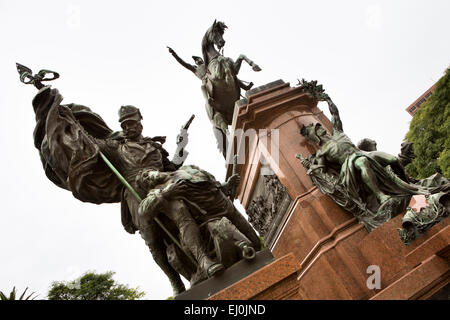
[17,64,260,295]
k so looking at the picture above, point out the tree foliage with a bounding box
[47,271,145,300]
[0,287,37,300]
[405,68,450,179]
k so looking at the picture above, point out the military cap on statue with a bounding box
[118,105,143,123]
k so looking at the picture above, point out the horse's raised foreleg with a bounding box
[233,56,244,74]
[234,54,261,73]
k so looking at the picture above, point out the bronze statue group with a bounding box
[17,20,449,296]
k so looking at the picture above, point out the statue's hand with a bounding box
[317,92,330,101]
[176,130,188,146]
[227,173,241,188]
[167,46,175,55]
[172,130,189,166]
[221,173,240,197]
[308,164,325,175]
[138,189,164,220]
[252,64,262,72]
[296,154,311,168]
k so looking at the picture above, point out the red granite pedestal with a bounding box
[223,80,450,300]
[208,253,301,300]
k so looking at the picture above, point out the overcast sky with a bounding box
[0,0,449,300]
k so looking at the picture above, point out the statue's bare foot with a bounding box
[397,225,416,245]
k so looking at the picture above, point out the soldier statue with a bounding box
[17,64,260,295]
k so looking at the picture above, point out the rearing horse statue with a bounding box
[201,20,261,158]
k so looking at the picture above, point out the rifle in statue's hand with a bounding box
[172,114,195,165]
[16,63,59,89]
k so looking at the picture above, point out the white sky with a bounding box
[0,0,449,300]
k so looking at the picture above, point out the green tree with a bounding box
[47,271,145,300]
[405,68,450,179]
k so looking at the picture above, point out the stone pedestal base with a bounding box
[369,219,450,300]
[208,253,301,300]
[175,249,275,300]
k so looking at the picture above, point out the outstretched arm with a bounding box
[325,96,343,133]
[297,79,343,133]
[167,46,196,74]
